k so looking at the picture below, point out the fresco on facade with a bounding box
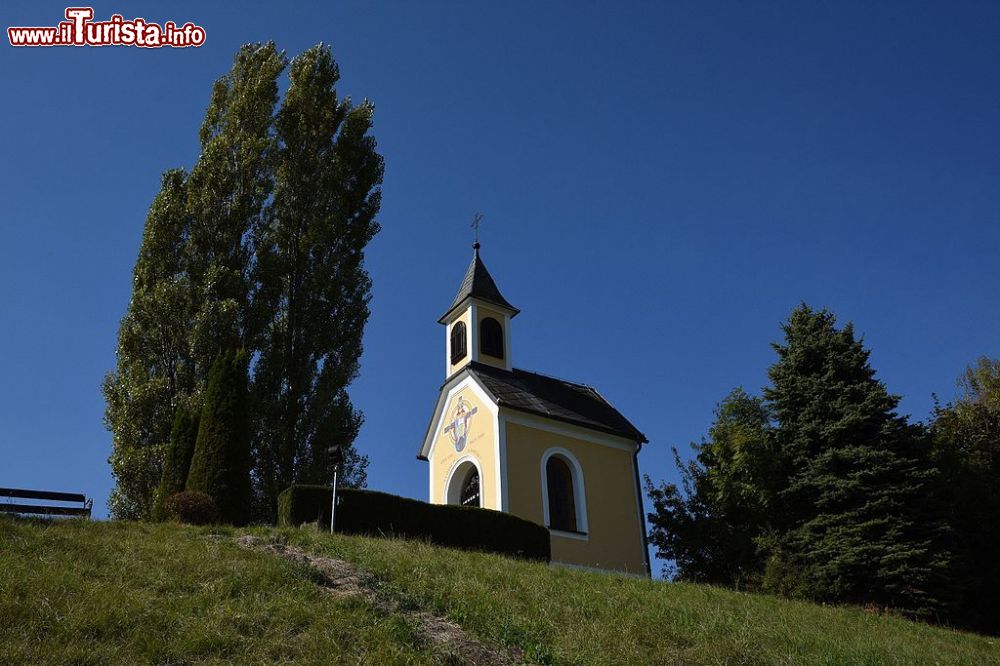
[444,395,478,452]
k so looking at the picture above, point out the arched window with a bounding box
[460,468,480,507]
[546,456,577,532]
[480,317,504,359]
[450,321,467,364]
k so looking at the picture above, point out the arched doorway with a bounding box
[445,458,482,508]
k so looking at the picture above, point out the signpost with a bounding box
[328,444,343,534]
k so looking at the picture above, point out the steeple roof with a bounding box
[438,244,519,323]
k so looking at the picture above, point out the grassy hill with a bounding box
[1,517,997,665]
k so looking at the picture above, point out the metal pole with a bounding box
[330,469,338,534]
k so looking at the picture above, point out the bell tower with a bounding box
[438,241,519,377]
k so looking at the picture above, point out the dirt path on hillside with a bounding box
[234,535,525,666]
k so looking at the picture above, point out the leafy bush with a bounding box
[278,485,550,561]
[164,491,219,525]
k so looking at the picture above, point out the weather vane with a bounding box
[471,212,483,249]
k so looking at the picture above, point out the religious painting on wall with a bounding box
[444,396,478,452]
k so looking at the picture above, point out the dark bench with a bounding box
[0,488,92,518]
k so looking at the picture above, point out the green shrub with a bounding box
[152,406,201,522]
[278,485,550,561]
[164,491,219,525]
[186,350,252,525]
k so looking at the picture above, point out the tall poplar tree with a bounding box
[763,305,948,618]
[103,169,197,519]
[184,42,286,368]
[251,45,380,516]
[105,42,377,520]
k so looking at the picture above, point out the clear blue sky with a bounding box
[1,2,998,533]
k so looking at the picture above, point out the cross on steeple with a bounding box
[471,212,483,250]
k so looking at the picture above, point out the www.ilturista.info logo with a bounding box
[8,7,205,48]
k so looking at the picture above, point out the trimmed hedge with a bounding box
[278,485,333,528]
[278,485,550,562]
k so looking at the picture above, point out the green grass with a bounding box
[276,528,1000,665]
[0,518,436,665]
[2,517,997,665]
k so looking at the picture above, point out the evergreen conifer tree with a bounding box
[186,351,252,525]
[152,406,201,521]
[763,305,948,618]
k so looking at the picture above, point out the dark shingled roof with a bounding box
[466,362,647,443]
[439,246,519,323]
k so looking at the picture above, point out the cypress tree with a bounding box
[186,350,252,525]
[152,406,201,521]
[763,305,948,618]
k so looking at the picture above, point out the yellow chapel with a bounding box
[419,242,650,575]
